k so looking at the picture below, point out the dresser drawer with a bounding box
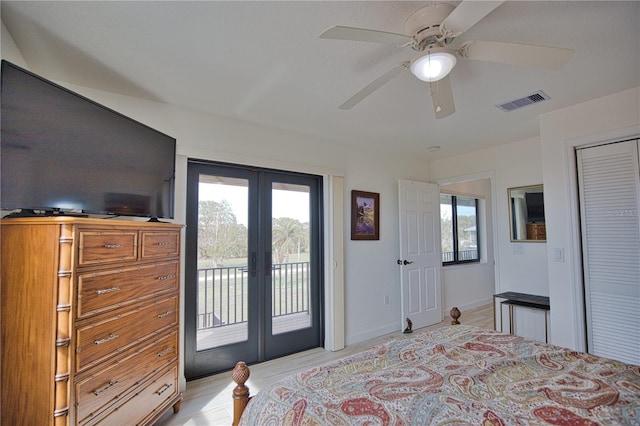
[88,366,179,426]
[77,261,179,319]
[141,231,180,259]
[76,296,178,372]
[75,331,177,424]
[78,230,138,266]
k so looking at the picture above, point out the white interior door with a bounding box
[398,179,442,330]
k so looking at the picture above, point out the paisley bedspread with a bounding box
[239,325,640,425]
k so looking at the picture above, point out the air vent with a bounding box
[496,91,551,112]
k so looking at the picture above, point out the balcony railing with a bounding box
[197,262,310,331]
[442,249,478,263]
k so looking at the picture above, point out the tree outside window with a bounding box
[440,194,479,265]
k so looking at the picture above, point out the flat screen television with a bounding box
[525,192,545,223]
[1,60,176,219]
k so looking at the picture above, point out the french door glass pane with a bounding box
[271,182,312,335]
[196,175,249,351]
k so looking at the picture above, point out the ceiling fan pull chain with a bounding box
[429,80,443,113]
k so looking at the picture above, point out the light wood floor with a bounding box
[156,304,494,426]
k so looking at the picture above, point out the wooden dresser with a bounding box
[1,217,183,426]
[526,222,546,240]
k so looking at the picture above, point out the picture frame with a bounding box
[351,190,380,240]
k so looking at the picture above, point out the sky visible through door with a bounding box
[196,177,312,350]
[199,182,309,225]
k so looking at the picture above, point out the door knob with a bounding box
[397,259,414,265]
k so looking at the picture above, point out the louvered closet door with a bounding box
[577,139,640,365]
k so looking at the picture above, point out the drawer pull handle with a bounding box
[157,311,173,319]
[104,244,123,249]
[155,241,170,246]
[158,347,173,357]
[96,287,120,295]
[157,274,175,281]
[93,381,118,396]
[94,333,119,345]
[155,383,173,396]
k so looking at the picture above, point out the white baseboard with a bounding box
[444,297,492,320]
[345,323,399,346]
[344,298,493,346]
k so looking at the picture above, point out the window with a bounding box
[440,194,479,265]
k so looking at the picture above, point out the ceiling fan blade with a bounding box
[440,1,504,35]
[320,25,413,45]
[339,62,409,110]
[429,75,455,119]
[463,40,574,70]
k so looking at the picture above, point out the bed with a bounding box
[231,325,640,425]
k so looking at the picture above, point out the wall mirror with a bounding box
[508,184,546,242]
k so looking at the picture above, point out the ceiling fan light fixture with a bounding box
[410,49,457,82]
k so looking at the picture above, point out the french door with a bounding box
[184,161,323,379]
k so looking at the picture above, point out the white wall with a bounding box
[540,86,640,351]
[428,87,640,350]
[1,29,436,351]
[73,92,435,347]
[9,18,636,354]
[429,138,548,342]
[342,158,434,343]
[430,138,547,295]
[1,21,27,68]
[438,178,495,314]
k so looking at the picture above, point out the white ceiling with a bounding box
[2,1,639,161]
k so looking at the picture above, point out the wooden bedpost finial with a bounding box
[232,361,250,387]
[232,361,250,426]
[450,307,461,325]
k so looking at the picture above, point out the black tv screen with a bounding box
[1,60,176,219]
[525,192,545,223]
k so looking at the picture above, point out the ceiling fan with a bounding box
[320,1,574,119]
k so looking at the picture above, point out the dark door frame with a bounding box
[184,159,324,379]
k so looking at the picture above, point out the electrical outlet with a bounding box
[384,295,390,306]
[513,245,525,255]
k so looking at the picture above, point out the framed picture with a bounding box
[351,190,380,240]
